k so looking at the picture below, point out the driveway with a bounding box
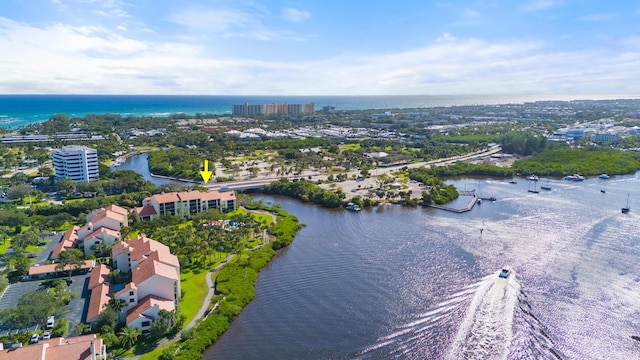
[65,273,91,336]
[35,232,63,265]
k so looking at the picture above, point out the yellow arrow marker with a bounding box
[200,160,213,183]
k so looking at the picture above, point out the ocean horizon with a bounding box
[1,94,638,129]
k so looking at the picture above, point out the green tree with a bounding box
[56,178,76,196]
[95,308,118,334]
[55,248,85,279]
[10,230,39,252]
[73,322,91,335]
[118,326,141,351]
[38,166,54,178]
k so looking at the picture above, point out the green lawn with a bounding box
[26,245,46,252]
[0,240,10,255]
[227,208,247,216]
[138,339,178,360]
[179,270,211,324]
[341,143,361,151]
[251,212,273,225]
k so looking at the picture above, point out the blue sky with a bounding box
[1,0,639,95]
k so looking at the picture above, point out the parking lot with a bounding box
[0,232,92,336]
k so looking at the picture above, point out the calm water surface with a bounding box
[203,175,640,360]
[111,152,193,187]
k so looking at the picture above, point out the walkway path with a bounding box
[121,209,278,359]
[183,253,236,331]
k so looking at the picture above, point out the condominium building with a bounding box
[50,205,128,257]
[52,145,99,182]
[87,235,181,333]
[132,190,236,221]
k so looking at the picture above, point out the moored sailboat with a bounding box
[622,194,630,213]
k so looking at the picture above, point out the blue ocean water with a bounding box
[0,94,636,129]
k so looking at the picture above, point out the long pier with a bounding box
[425,190,479,213]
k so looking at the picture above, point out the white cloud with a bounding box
[436,33,457,43]
[281,8,311,23]
[463,9,480,18]
[167,6,307,41]
[521,1,563,11]
[0,18,639,95]
[577,13,617,22]
[167,8,257,34]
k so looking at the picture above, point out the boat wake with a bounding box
[350,270,561,359]
[448,270,561,360]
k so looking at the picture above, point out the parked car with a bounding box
[42,331,51,340]
[29,333,39,344]
[46,316,55,329]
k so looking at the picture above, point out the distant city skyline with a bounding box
[1,0,640,95]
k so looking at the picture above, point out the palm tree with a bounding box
[73,322,91,335]
[118,326,141,351]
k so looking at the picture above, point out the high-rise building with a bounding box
[288,103,303,114]
[304,102,315,114]
[233,102,315,116]
[53,145,99,182]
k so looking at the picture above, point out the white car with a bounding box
[46,316,55,329]
[29,333,39,344]
[42,331,51,340]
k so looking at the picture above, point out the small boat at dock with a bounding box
[346,202,361,211]
[564,174,585,181]
[599,174,610,179]
[527,174,539,181]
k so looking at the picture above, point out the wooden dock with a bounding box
[425,191,479,213]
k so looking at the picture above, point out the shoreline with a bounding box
[148,172,196,184]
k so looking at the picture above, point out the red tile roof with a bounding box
[151,192,180,204]
[133,205,157,217]
[90,210,125,227]
[29,260,95,276]
[125,295,175,324]
[176,191,203,201]
[106,204,128,217]
[133,259,179,285]
[87,264,111,290]
[219,191,236,201]
[127,236,178,268]
[0,343,45,359]
[151,190,236,204]
[84,227,120,242]
[86,282,111,323]
[145,244,180,269]
[114,282,137,298]
[36,335,104,360]
[51,226,79,259]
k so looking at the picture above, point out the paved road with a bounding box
[203,146,503,191]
